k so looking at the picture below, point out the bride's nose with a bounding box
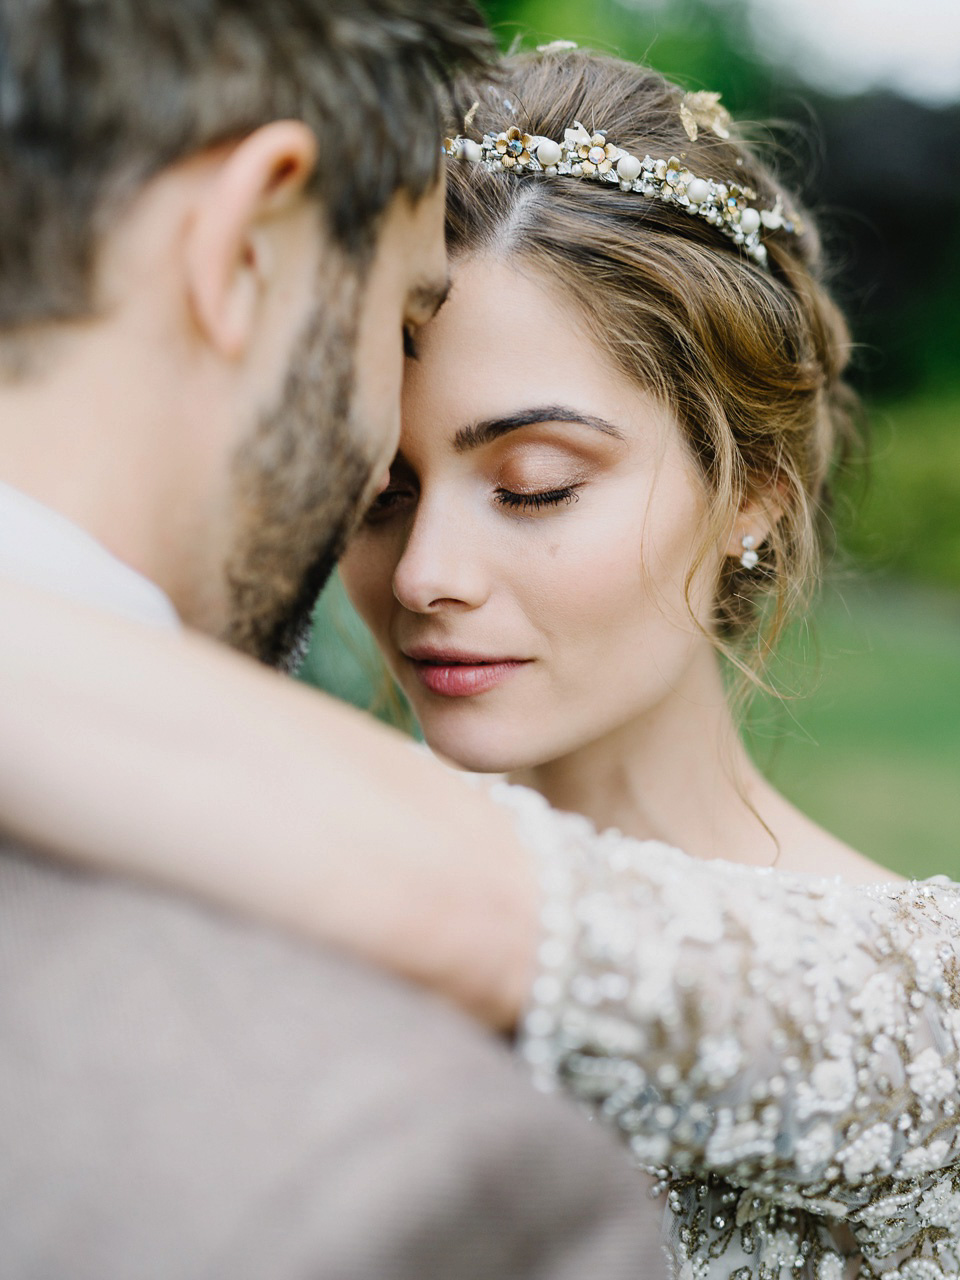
[392,499,490,614]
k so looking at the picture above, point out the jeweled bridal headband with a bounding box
[443,112,801,270]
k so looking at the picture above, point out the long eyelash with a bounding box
[363,485,415,525]
[495,486,580,512]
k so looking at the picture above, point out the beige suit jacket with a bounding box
[0,844,668,1279]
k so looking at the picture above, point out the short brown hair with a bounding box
[0,0,494,329]
[445,51,859,686]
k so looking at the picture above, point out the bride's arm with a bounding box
[4,577,960,1216]
[0,578,537,1030]
[506,781,960,1215]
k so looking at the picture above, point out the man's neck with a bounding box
[0,327,175,591]
[0,479,180,629]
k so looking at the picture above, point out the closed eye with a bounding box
[495,485,581,512]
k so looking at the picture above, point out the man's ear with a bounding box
[723,479,786,559]
[184,120,319,360]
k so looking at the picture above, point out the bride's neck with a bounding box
[508,646,781,868]
[506,643,894,884]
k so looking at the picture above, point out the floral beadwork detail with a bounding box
[443,119,801,268]
[494,125,534,166]
[489,780,960,1280]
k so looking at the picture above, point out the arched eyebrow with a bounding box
[453,405,626,453]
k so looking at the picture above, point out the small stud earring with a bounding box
[740,534,759,570]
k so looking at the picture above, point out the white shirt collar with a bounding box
[0,480,180,630]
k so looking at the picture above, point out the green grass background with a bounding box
[747,581,960,880]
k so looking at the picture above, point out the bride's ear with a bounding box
[723,479,786,561]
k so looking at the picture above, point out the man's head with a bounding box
[0,0,491,664]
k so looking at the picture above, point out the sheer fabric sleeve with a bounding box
[493,783,960,1234]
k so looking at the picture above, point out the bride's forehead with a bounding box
[402,259,639,436]
[420,255,598,361]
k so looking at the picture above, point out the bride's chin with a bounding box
[419,725,532,777]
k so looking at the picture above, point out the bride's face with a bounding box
[339,255,727,773]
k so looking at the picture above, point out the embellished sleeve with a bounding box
[493,782,960,1225]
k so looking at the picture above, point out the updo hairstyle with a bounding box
[445,50,859,685]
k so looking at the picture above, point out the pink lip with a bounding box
[402,648,531,698]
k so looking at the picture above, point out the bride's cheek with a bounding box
[568,526,655,640]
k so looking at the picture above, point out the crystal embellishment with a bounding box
[485,778,960,1280]
[443,118,803,269]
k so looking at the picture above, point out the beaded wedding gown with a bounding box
[493,782,960,1280]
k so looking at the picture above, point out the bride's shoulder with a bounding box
[487,778,960,908]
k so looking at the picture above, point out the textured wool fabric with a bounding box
[0,845,668,1280]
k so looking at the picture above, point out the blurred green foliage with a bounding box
[300,573,413,729]
[481,0,773,111]
[747,582,960,879]
[842,391,960,589]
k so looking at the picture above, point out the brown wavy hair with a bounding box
[445,50,860,689]
[0,0,494,334]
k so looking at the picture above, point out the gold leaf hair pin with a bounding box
[679,91,732,142]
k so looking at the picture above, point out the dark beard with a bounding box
[220,269,373,669]
[250,489,362,675]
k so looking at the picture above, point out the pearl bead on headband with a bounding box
[443,114,802,270]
